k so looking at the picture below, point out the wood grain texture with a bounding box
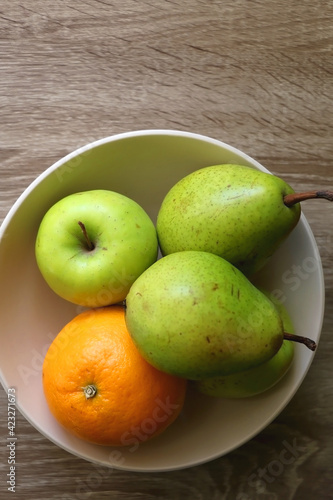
[0,1,332,498]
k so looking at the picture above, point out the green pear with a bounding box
[156,164,333,276]
[125,251,315,380]
[194,291,295,398]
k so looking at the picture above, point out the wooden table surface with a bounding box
[1,1,332,499]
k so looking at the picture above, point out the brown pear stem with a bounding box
[78,221,95,251]
[283,332,317,351]
[284,190,333,207]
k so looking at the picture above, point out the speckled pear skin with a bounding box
[156,164,301,276]
[125,251,283,380]
[194,290,295,398]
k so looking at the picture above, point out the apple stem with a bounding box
[283,332,317,351]
[78,221,95,251]
[284,190,333,207]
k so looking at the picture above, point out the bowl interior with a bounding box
[0,130,324,471]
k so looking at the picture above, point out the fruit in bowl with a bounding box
[0,130,327,471]
[156,163,333,276]
[42,306,187,447]
[35,189,158,307]
[125,250,316,381]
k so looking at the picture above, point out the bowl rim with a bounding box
[0,129,270,236]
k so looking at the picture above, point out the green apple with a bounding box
[35,190,158,307]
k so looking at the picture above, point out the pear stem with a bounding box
[78,221,95,251]
[284,190,333,207]
[283,332,317,351]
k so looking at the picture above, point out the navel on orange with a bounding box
[42,306,187,446]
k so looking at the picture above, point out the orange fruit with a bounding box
[42,305,187,446]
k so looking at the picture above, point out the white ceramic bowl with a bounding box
[0,130,324,471]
